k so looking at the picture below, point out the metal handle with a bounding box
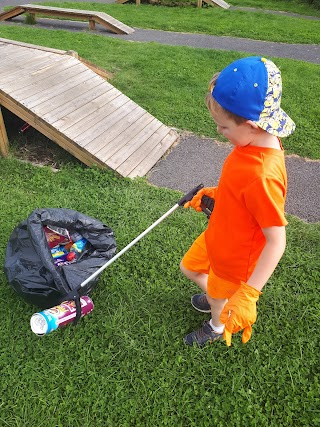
[79,183,204,289]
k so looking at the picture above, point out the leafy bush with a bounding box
[299,0,320,8]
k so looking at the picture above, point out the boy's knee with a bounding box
[180,260,191,278]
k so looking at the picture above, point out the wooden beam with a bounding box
[2,5,135,34]
[0,106,9,157]
[201,0,230,9]
[0,6,25,21]
[0,93,105,168]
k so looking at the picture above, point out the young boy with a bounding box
[181,56,295,347]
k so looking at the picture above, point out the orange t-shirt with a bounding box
[205,144,287,286]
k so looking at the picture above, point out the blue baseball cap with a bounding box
[212,56,295,137]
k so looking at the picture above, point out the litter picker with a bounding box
[30,184,206,335]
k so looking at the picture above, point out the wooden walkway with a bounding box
[0,39,178,178]
[0,4,134,35]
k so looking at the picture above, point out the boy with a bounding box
[181,56,295,347]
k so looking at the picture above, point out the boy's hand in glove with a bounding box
[184,187,216,212]
[220,282,262,346]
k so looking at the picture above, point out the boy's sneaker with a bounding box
[191,294,211,313]
[184,321,223,347]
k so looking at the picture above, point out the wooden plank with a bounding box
[0,40,177,177]
[0,39,112,82]
[61,90,128,138]
[17,4,134,34]
[0,6,25,21]
[7,60,83,98]
[0,105,9,157]
[127,130,178,178]
[0,91,105,167]
[95,13,134,34]
[17,69,94,109]
[97,112,155,161]
[87,106,148,155]
[106,118,163,170]
[83,104,145,152]
[115,124,171,176]
[1,49,38,68]
[94,111,155,160]
[37,79,106,121]
[0,49,58,72]
[202,0,230,8]
[0,38,67,55]
[0,54,67,87]
[3,57,80,95]
[73,98,136,145]
[33,74,99,117]
[54,87,121,132]
[0,50,60,77]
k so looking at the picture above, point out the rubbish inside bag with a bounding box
[4,208,116,309]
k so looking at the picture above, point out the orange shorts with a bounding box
[181,232,241,299]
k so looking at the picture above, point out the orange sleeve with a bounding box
[244,176,288,228]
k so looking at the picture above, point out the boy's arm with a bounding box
[220,226,286,346]
[247,225,286,291]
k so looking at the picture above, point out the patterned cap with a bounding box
[212,56,296,137]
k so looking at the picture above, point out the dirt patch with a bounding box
[2,107,80,169]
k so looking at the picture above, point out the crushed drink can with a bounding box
[30,296,94,336]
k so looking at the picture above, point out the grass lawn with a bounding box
[0,25,319,160]
[36,1,320,44]
[230,0,320,16]
[0,1,319,425]
[0,158,319,426]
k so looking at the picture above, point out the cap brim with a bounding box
[256,108,296,137]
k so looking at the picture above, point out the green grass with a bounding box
[230,0,320,15]
[0,157,319,426]
[0,3,319,423]
[38,2,320,44]
[0,25,319,159]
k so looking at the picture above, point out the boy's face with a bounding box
[209,105,254,147]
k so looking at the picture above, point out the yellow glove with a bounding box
[219,282,262,346]
[184,187,216,212]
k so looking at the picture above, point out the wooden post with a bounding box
[136,0,141,5]
[66,50,79,59]
[197,0,203,7]
[89,18,96,30]
[0,106,9,157]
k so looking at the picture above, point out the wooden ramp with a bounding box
[0,4,134,35]
[198,0,230,8]
[0,39,178,178]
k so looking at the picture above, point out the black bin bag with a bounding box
[4,208,117,310]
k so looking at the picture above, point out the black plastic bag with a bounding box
[4,208,116,309]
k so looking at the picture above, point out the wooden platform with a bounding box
[0,4,135,35]
[199,0,230,8]
[0,39,178,178]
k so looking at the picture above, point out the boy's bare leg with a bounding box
[180,261,208,293]
[206,293,227,328]
[180,262,227,327]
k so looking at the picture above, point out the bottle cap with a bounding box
[66,252,76,261]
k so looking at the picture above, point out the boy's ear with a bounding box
[245,120,260,131]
